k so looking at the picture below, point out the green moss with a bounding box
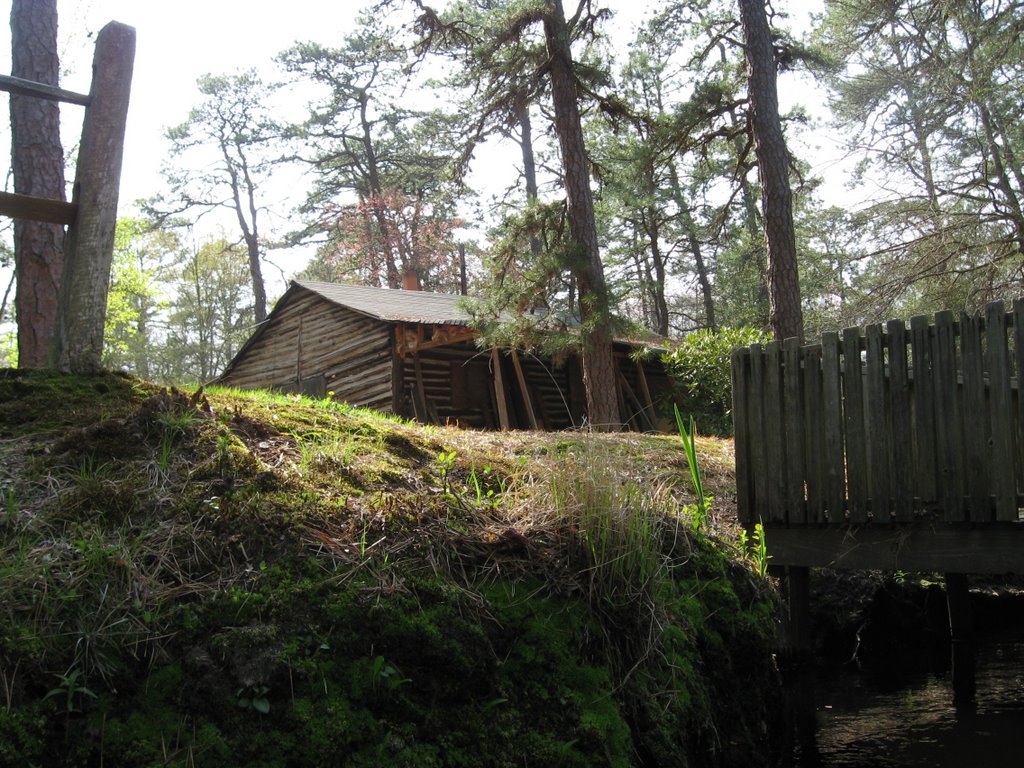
[0,373,782,768]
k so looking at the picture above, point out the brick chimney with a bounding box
[402,267,421,291]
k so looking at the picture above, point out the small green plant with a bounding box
[1,484,16,526]
[468,465,505,508]
[235,684,271,714]
[674,405,711,533]
[436,450,457,489]
[370,655,410,696]
[743,521,770,578]
[43,668,97,713]
[215,430,235,474]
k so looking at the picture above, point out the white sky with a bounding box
[1,0,835,290]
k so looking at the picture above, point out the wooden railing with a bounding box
[0,21,135,373]
[731,299,1024,529]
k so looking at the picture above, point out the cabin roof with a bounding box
[294,280,479,326]
[215,280,668,385]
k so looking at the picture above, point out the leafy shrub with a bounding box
[662,326,770,435]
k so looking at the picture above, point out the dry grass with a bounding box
[1,374,749,692]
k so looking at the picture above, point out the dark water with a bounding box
[787,629,1024,767]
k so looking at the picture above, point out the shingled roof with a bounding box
[293,280,479,326]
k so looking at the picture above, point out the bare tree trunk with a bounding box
[543,0,620,430]
[10,0,64,368]
[517,98,543,259]
[668,163,717,331]
[359,89,401,288]
[719,42,768,317]
[738,0,803,342]
[641,206,670,336]
[52,22,135,374]
[225,157,267,323]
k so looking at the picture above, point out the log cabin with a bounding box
[215,280,673,431]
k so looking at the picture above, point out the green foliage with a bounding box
[235,684,272,714]
[814,0,1024,314]
[740,521,771,579]
[663,326,771,435]
[102,218,175,378]
[42,668,98,713]
[674,404,711,533]
[0,331,16,368]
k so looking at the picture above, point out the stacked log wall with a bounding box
[218,293,393,411]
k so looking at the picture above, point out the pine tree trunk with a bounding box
[52,22,135,374]
[668,163,717,331]
[10,0,64,368]
[517,99,543,259]
[738,0,803,343]
[543,0,620,430]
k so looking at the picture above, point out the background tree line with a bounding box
[4,0,1022,398]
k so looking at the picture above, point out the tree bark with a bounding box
[738,0,803,343]
[719,41,768,317]
[517,97,543,259]
[10,0,64,368]
[543,0,620,430]
[52,22,135,374]
[668,163,717,331]
[224,152,267,323]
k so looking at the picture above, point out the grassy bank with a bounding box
[0,369,780,767]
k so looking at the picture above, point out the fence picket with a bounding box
[765,342,787,523]
[1015,299,1024,513]
[985,302,1016,521]
[748,344,768,523]
[886,320,913,521]
[909,315,937,511]
[784,338,807,524]
[822,333,845,522]
[960,312,990,521]
[803,346,826,522]
[933,311,965,522]
[731,348,753,525]
[865,324,891,521]
[843,327,867,522]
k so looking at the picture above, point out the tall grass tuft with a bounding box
[544,441,671,607]
[674,404,711,533]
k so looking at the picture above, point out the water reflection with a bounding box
[786,629,1024,767]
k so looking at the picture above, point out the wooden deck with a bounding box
[731,299,1024,574]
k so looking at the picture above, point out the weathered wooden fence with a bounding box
[732,299,1023,543]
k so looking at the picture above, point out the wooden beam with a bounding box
[634,360,656,423]
[0,191,77,225]
[491,348,511,430]
[616,368,652,431]
[412,353,429,422]
[0,73,90,106]
[763,524,1024,574]
[510,350,539,430]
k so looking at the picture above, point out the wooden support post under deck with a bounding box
[772,565,813,660]
[944,573,974,643]
[945,572,976,708]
